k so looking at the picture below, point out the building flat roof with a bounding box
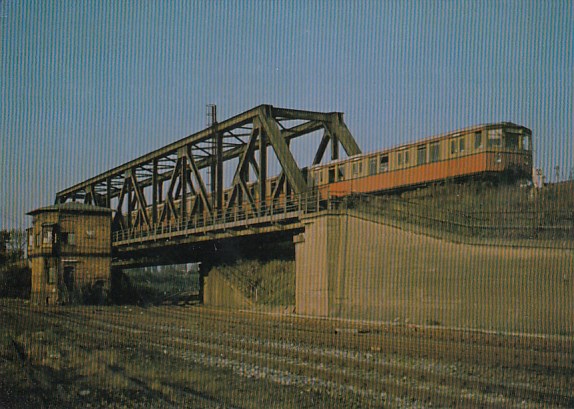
[27,202,112,216]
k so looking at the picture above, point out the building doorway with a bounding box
[64,266,75,293]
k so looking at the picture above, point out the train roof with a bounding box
[309,121,531,169]
[409,121,531,145]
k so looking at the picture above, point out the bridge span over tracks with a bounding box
[55,105,361,267]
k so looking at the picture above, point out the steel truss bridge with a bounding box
[56,105,361,259]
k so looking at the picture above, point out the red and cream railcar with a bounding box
[309,122,533,198]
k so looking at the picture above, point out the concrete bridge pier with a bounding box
[293,209,574,335]
[294,211,346,317]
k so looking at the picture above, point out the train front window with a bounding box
[505,132,519,150]
[522,135,530,151]
[487,129,502,148]
[417,146,426,165]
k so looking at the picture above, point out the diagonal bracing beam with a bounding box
[258,106,307,194]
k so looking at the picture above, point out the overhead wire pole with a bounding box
[207,104,223,211]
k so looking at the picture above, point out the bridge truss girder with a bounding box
[55,105,361,233]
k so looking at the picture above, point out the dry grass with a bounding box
[214,259,295,306]
[349,181,574,240]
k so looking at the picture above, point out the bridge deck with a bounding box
[112,193,333,253]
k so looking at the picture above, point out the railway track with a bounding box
[2,300,573,408]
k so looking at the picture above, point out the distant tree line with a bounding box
[0,229,26,265]
[0,229,30,299]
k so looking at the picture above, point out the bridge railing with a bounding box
[112,190,328,243]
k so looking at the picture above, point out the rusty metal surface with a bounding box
[55,106,359,250]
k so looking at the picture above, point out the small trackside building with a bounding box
[26,203,112,305]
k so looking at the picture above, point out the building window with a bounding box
[28,231,34,249]
[35,234,41,247]
[48,267,56,284]
[380,155,389,172]
[474,132,483,149]
[61,232,75,245]
[45,260,56,284]
[487,129,502,147]
[430,143,440,162]
[42,228,53,245]
[369,158,377,175]
[459,137,465,153]
[417,146,427,165]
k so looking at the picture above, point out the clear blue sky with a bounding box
[1,0,572,229]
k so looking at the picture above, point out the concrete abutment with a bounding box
[294,210,574,335]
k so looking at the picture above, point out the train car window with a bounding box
[352,162,362,176]
[337,166,345,181]
[474,132,483,149]
[417,146,426,165]
[459,138,465,152]
[450,139,457,154]
[522,135,530,151]
[380,155,389,172]
[369,158,377,175]
[311,174,319,186]
[505,132,519,150]
[270,181,277,193]
[328,167,335,183]
[405,151,410,164]
[487,129,502,147]
[430,143,440,162]
[398,152,403,166]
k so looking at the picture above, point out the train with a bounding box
[308,121,533,198]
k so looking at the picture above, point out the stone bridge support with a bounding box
[294,211,347,317]
[294,210,574,334]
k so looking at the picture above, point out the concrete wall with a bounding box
[203,269,253,309]
[295,211,574,335]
